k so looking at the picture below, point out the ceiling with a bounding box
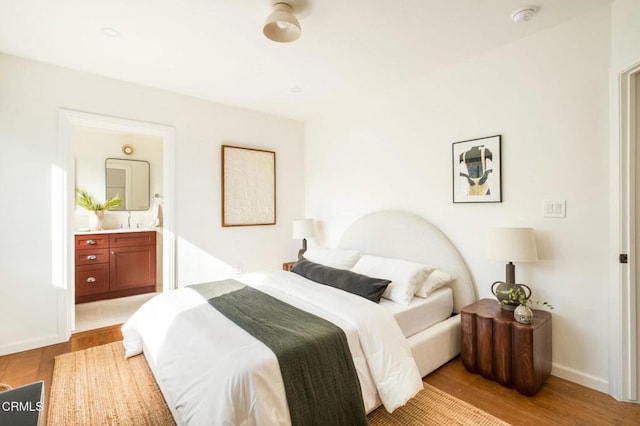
[0,0,611,120]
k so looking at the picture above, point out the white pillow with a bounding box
[350,255,435,305]
[414,270,454,298]
[303,247,361,270]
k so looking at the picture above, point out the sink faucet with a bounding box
[127,211,131,228]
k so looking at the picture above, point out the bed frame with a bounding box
[337,210,477,377]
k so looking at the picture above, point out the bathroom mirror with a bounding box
[105,158,150,210]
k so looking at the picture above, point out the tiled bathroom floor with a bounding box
[74,293,158,332]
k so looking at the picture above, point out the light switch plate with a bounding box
[544,200,566,218]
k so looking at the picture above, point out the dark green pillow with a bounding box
[292,258,391,303]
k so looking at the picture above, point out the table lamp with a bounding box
[293,218,315,259]
[487,227,538,310]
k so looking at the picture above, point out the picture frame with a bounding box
[221,145,276,226]
[452,135,502,203]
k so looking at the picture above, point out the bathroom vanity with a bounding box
[75,230,156,303]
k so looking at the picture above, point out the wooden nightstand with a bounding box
[282,261,297,272]
[460,298,552,396]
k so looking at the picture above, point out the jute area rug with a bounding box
[49,342,509,425]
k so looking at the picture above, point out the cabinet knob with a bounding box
[86,240,96,245]
[86,255,97,260]
[86,277,97,283]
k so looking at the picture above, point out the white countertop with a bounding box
[74,227,160,235]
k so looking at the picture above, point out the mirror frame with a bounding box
[105,158,151,211]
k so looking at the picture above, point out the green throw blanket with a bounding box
[189,280,367,426]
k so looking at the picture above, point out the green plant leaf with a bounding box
[75,188,123,211]
[497,286,554,310]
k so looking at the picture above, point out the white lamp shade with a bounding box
[293,219,315,239]
[263,3,301,43]
[487,227,538,262]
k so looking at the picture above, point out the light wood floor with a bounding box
[423,359,640,425]
[1,324,638,425]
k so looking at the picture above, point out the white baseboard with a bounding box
[0,333,66,357]
[552,362,609,394]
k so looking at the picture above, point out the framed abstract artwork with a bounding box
[452,135,502,203]
[222,145,276,226]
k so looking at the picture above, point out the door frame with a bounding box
[610,63,640,402]
[57,109,176,338]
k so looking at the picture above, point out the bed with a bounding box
[122,211,476,425]
[335,211,476,377]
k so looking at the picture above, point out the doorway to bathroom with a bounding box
[58,110,175,335]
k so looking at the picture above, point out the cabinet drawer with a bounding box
[75,264,110,296]
[75,248,109,265]
[110,231,156,248]
[75,234,109,250]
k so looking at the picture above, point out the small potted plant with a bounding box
[75,188,122,231]
[497,287,553,324]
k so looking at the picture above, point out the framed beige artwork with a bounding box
[221,145,276,227]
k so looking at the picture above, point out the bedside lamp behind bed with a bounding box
[293,218,316,259]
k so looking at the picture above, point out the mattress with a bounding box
[379,287,453,338]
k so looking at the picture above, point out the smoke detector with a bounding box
[511,7,537,24]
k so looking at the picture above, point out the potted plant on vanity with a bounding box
[497,286,554,324]
[75,188,122,231]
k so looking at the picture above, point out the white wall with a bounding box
[305,7,611,391]
[611,0,640,72]
[0,53,304,355]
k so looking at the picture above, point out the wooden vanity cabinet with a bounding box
[75,231,156,303]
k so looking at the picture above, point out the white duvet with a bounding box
[122,270,423,425]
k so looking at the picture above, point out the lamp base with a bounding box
[491,262,532,310]
[298,238,307,260]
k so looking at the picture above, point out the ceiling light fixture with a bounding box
[263,2,301,43]
[510,6,537,24]
[101,27,121,37]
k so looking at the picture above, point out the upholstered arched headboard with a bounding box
[337,211,476,313]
